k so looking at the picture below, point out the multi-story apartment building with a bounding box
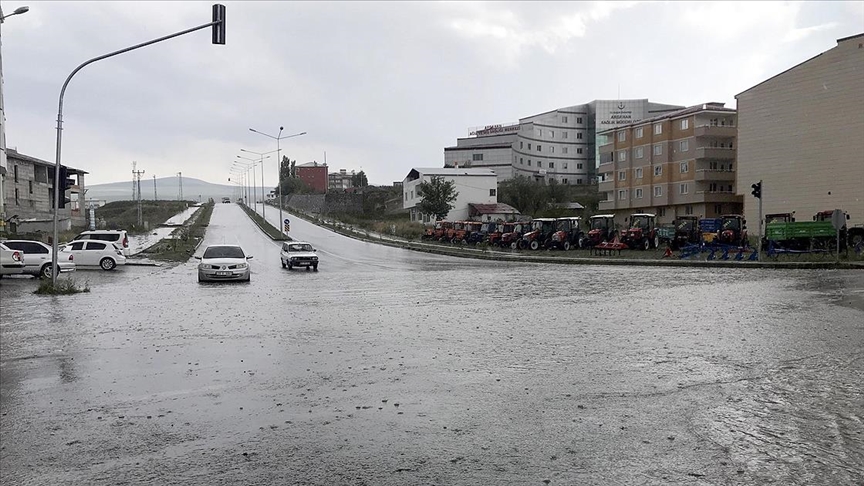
[2,148,87,232]
[329,168,356,191]
[295,162,328,193]
[736,33,864,232]
[444,99,683,185]
[597,103,742,227]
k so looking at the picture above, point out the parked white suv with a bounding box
[1,240,76,278]
[72,230,131,256]
[280,241,319,271]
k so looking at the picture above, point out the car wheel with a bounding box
[306,266,311,271]
[40,264,53,279]
[313,264,318,271]
[287,263,293,270]
[100,257,116,271]
[281,259,286,268]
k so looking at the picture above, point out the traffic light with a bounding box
[212,4,226,45]
[751,181,762,199]
[57,165,74,209]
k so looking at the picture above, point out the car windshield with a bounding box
[289,244,313,252]
[203,246,245,259]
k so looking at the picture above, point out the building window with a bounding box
[680,119,689,130]
[15,188,20,205]
[563,178,569,184]
[635,127,643,138]
[618,171,626,181]
[618,190,627,200]
[685,204,694,215]
[653,144,663,156]
[528,143,532,150]
[654,124,662,135]
[577,163,583,169]
[549,162,555,169]
[410,190,414,199]
[520,141,523,149]
[577,132,583,139]
[577,117,583,124]
[549,130,554,138]
[658,207,666,217]
[563,163,568,169]
[29,181,33,194]
[654,186,662,197]
[635,147,644,159]
[619,150,627,162]
[473,153,483,161]
[679,140,689,152]
[654,165,662,176]
[563,131,569,139]
[528,160,532,166]
[618,131,626,142]
[14,165,19,183]
[635,167,643,179]
[562,147,568,154]
[538,161,543,168]
[714,204,722,214]
[550,147,555,154]
[520,158,524,165]
[679,183,689,195]
[562,116,568,123]
[577,148,583,154]
[536,128,542,136]
[490,189,497,197]
[680,162,689,173]
[635,188,643,199]
[537,145,542,152]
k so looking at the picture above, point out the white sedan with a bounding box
[195,245,252,282]
[61,240,127,271]
[0,242,25,276]
[1,240,76,278]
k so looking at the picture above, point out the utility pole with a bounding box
[177,172,183,201]
[153,174,157,200]
[132,161,137,200]
[133,167,145,227]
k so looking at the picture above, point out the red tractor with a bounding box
[621,213,659,250]
[548,217,585,250]
[502,221,532,249]
[585,214,616,247]
[487,222,508,247]
[432,221,453,242]
[519,218,558,250]
[717,214,748,247]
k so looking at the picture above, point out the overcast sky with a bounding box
[3,1,862,187]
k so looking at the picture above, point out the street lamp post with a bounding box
[0,5,30,233]
[233,160,255,209]
[48,4,226,285]
[232,162,253,205]
[249,127,306,235]
[229,168,245,202]
[239,148,277,219]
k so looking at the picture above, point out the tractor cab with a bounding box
[672,215,700,250]
[487,222,508,246]
[434,221,453,241]
[621,213,658,250]
[586,214,616,247]
[718,214,747,246]
[464,221,487,245]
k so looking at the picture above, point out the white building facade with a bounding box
[444,99,683,186]
[402,167,498,224]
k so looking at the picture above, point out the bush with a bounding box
[34,278,90,295]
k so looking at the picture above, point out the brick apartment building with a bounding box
[296,162,328,193]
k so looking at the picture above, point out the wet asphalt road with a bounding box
[1,203,863,485]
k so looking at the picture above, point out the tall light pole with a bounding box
[232,161,254,207]
[0,5,30,233]
[249,127,306,235]
[236,155,266,215]
[239,148,276,218]
[229,168,244,202]
[48,4,226,285]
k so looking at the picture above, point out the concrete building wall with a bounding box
[736,34,864,229]
[402,169,497,223]
[2,149,86,229]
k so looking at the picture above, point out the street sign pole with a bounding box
[831,208,844,264]
[757,180,763,260]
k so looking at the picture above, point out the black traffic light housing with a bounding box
[751,181,762,199]
[212,4,226,45]
[57,165,74,209]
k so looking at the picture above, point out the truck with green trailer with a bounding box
[765,219,838,251]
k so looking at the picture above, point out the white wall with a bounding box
[403,173,497,222]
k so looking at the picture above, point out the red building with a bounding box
[296,162,329,193]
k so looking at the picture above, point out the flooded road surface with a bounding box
[2,204,862,485]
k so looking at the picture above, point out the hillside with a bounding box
[87,176,240,202]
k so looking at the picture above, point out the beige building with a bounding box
[736,33,864,232]
[597,103,742,228]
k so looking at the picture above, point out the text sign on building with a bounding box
[597,100,648,127]
[469,123,520,137]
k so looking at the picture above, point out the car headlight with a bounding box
[312,256,318,261]
[237,263,247,269]
[198,263,206,269]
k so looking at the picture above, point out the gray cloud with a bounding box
[3,1,862,185]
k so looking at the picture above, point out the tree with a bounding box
[498,175,550,216]
[351,170,369,188]
[417,176,458,221]
[280,156,292,182]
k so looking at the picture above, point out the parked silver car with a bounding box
[195,245,252,282]
[0,242,25,276]
[1,240,76,278]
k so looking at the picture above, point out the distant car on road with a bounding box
[280,241,319,271]
[1,240,76,278]
[0,242,25,276]
[222,197,231,203]
[196,245,252,282]
[61,240,126,271]
[72,230,131,257]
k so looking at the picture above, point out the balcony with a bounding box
[695,147,735,160]
[694,190,742,203]
[598,180,615,193]
[694,169,736,182]
[694,125,737,138]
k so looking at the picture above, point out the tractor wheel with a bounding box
[643,239,650,251]
[529,240,540,251]
[563,241,571,251]
[653,235,660,249]
[510,242,518,250]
